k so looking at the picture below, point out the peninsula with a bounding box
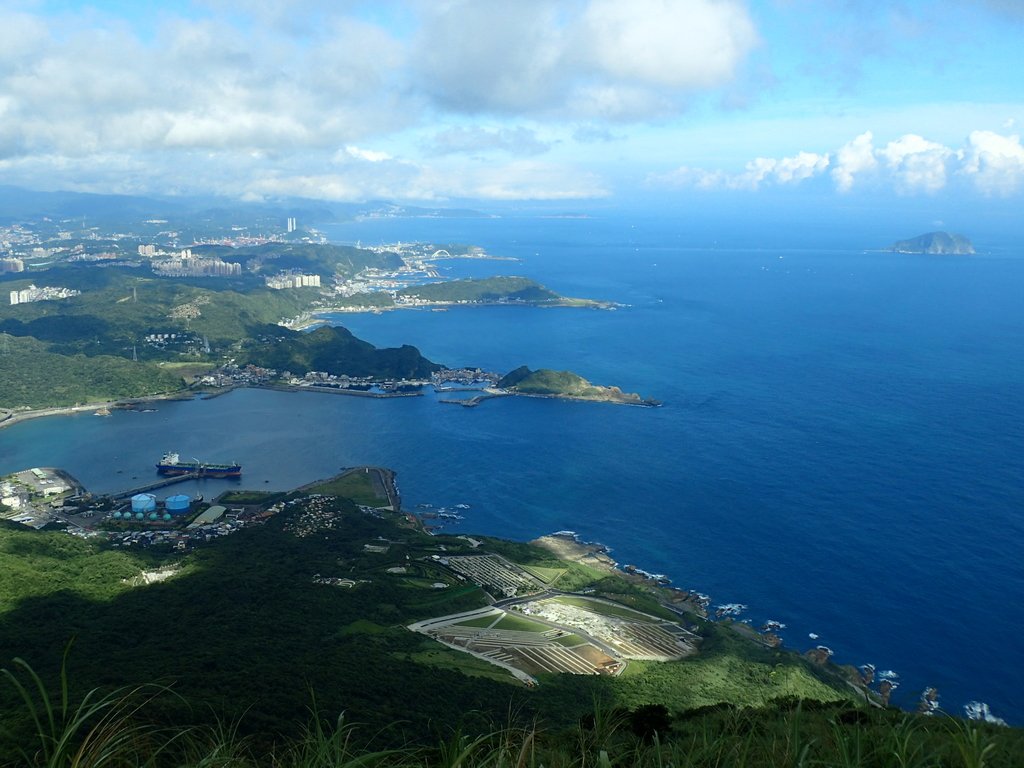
[317,275,619,315]
[498,366,658,406]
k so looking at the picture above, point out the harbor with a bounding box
[109,472,201,500]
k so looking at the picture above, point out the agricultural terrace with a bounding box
[516,597,699,661]
[443,554,545,596]
[409,608,622,682]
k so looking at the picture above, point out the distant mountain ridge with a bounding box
[0,185,485,225]
[889,231,974,255]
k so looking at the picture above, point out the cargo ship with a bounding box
[156,452,242,478]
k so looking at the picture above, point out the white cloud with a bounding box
[879,134,953,194]
[0,8,411,161]
[773,151,831,184]
[959,130,1024,195]
[412,0,758,119]
[652,129,1024,197]
[6,2,750,200]
[575,0,757,90]
[343,146,394,163]
[651,150,828,191]
[831,132,878,192]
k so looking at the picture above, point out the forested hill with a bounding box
[397,276,559,303]
[242,324,442,379]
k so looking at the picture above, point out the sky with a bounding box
[1,0,1022,216]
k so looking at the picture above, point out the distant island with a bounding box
[888,231,975,255]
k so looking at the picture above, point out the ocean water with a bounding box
[1,213,1022,722]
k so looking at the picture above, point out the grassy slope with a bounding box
[0,504,854,744]
[305,472,386,507]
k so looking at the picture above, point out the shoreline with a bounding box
[0,391,195,432]
[1,376,658,428]
[529,530,896,707]
[0,380,427,430]
[0,438,993,722]
[311,296,621,319]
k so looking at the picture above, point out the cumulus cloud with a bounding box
[773,151,831,184]
[831,132,878,192]
[342,146,394,163]
[0,1,758,200]
[959,130,1024,195]
[653,130,1024,197]
[878,134,953,194]
[652,150,828,190]
[412,0,758,119]
[0,10,411,162]
[574,0,757,90]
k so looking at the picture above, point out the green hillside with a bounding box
[241,324,441,379]
[499,366,649,404]
[0,335,184,409]
[0,266,439,407]
[398,276,560,303]
[0,494,852,747]
[1,488,1021,765]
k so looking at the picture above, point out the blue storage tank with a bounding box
[131,493,157,514]
[165,494,191,514]
[112,511,123,519]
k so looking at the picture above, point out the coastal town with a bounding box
[1,210,522,314]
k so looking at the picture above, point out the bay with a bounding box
[1,213,1022,722]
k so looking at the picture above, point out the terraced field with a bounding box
[409,608,623,681]
[517,598,698,661]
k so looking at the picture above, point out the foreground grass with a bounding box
[2,655,1022,768]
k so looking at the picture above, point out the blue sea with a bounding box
[1,213,1022,722]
